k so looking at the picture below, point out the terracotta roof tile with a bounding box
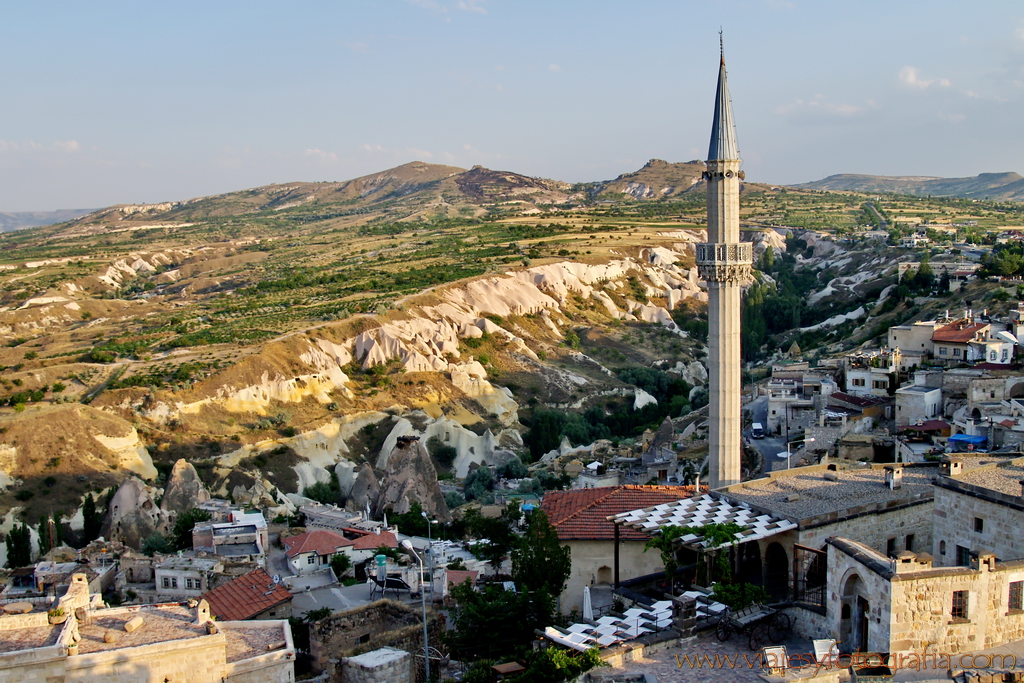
[446,569,478,591]
[540,485,699,542]
[201,568,291,621]
[282,529,353,559]
[350,529,399,551]
[933,321,988,343]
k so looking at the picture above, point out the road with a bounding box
[745,395,789,474]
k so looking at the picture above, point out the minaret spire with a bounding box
[698,41,752,489]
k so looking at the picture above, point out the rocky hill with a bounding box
[0,209,95,232]
[794,172,1024,201]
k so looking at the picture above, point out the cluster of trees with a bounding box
[980,243,1024,278]
[446,506,571,662]
[4,493,106,568]
[524,367,701,461]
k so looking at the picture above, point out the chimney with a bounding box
[884,465,904,490]
[824,463,839,481]
[940,456,963,477]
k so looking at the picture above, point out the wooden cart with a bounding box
[714,603,792,650]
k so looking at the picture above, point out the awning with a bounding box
[948,434,986,445]
[608,494,798,550]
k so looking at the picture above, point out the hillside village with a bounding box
[2,158,1024,682]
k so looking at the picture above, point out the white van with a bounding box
[751,422,765,439]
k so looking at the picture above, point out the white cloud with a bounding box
[345,42,369,53]
[937,112,966,123]
[548,63,561,73]
[899,66,951,89]
[0,139,81,154]
[776,95,866,117]
[457,0,487,14]
[360,144,432,160]
[304,148,338,162]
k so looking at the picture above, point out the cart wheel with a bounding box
[715,616,732,642]
[768,612,791,644]
[748,623,768,651]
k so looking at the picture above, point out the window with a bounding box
[171,577,177,589]
[162,577,171,588]
[886,538,897,558]
[1010,581,1023,611]
[307,555,317,565]
[851,378,866,387]
[956,545,972,567]
[975,518,985,533]
[991,352,998,361]
[905,534,915,552]
[951,590,969,620]
[940,347,948,356]
[873,380,886,389]
[954,348,961,357]
[940,540,947,555]
[185,578,194,590]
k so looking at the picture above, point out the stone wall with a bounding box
[889,557,1024,654]
[562,539,664,615]
[309,600,444,674]
[340,647,414,683]
[825,541,893,654]
[799,498,933,559]
[933,481,1024,567]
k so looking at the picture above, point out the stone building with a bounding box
[0,573,294,683]
[541,485,699,614]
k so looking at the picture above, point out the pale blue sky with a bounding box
[1,0,1022,211]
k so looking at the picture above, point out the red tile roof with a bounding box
[282,529,353,558]
[933,321,988,343]
[201,568,291,621]
[350,529,399,551]
[540,485,700,542]
[446,569,478,591]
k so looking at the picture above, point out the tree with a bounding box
[329,553,351,579]
[760,245,775,271]
[5,523,31,567]
[37,513,63,556]
[643,525,687,591]
[511,510,571,627]
[499,456,529,480]
[82,493,102,545]
[511,510,570,596]
[464,501,520,575]
[445,581,538,660]
[171,508,212,551]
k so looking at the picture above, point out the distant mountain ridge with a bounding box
[794,172,1024,201]
[0,209,96,232]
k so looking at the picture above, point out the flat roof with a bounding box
[720,464,940,522]
[956,458,1024,498]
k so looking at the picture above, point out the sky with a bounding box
[1,1,1023,212]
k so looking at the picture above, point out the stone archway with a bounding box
[971,407,983,420]
[738,542,763,587]
[597,566,612,585]
[839,573,870,653]
[764,542,789,601]
[1011,382,1024,399]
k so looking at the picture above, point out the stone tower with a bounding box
[697,46,752,489]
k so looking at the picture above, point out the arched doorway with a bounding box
[597,566,612,585]
[764,542,789,600]
[840,574,870,653]
[971,407,983,420]
[1010,382,1024,399]
[738,542,763,586]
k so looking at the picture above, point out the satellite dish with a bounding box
[273,574,280,584]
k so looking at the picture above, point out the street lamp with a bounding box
[421,511,438,604]
[401,539,430,682]
[777,437,816,471]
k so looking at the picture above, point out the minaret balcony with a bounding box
[696,242,752,284]
[695,242,752,266]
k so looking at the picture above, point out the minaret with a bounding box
[697,43,752,489]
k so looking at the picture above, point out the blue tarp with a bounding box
[948,434,987,444]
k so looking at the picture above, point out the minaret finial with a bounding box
[719,29,724,64]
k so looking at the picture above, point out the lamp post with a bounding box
[421,511,438,603]
[401,539,429,682]
[777,437,816,470]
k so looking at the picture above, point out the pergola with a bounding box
[606,494,797,586]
